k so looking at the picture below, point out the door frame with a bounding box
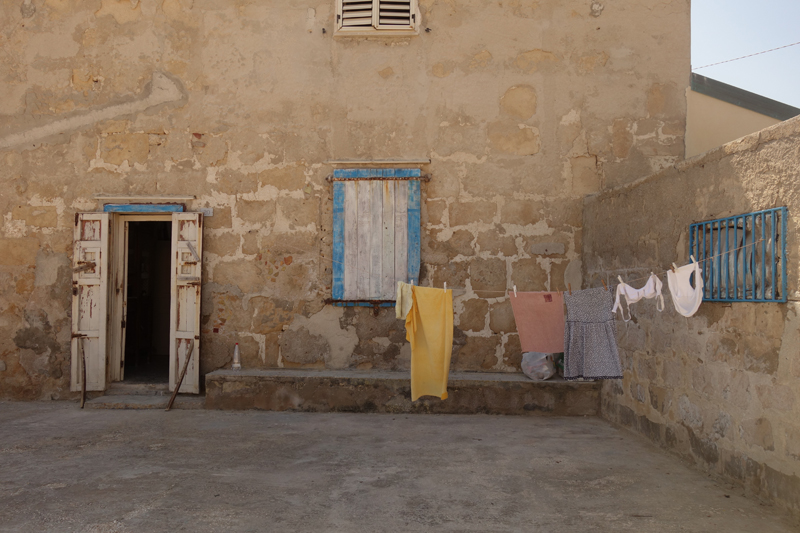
[109,214,173,384]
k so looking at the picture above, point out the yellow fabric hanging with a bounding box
[406,285,453,401]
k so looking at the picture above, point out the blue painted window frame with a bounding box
[331,168,422,308]
[103,203,184,213]
[689,207,787,302]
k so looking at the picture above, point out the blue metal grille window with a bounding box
[331,169,422,308]
[689,207,787,302]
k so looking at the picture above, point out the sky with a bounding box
[692,0,800,108]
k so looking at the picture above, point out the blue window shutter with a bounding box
[407,179,421,285]
[332,181,346,300]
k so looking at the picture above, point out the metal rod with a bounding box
[80,338,86,409]
[327,174,431,182]
[761,213,767,300]
[166,339,194,411]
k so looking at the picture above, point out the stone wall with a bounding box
[584,116,800,516]
[0,0,689,399]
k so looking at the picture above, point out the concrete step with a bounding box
[85,395,205,410]
[205,369,600,416]
[105,382,170,396]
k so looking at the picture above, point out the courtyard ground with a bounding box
[0,402,797,532]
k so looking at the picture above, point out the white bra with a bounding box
[667,257,704,317]
[612,273,665,322]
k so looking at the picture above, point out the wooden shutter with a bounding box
[376,0,414,29]
[339,0,376,28]
[169,213,202,393]
[331,170,421,302]
[71,213,110,392]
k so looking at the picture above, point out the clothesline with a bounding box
[256,235,767,297]
[598,237,767,289]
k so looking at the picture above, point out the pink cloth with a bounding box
[510,292,565,353]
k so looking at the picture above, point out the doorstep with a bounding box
[84,382,204,410]
[205,369,600,416]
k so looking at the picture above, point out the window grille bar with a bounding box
[689,207,787,303]
[759,213,767,300]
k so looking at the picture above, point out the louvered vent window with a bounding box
[336,0,418,34]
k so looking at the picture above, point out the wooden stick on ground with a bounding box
[80,337,86,409]
[166,339,194,411]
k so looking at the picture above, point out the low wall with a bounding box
[583,116,800,516]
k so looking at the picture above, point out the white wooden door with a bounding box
[71,213,110,391]
[169,213,202,393]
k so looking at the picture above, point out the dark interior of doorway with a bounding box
[124,221,171,383]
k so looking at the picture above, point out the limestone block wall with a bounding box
[0,0,688,399]
[584,116,800,516]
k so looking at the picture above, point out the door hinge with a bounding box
[121,319,126,329]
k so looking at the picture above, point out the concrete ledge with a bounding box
[205,369,600,416]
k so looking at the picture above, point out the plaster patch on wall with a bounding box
[282,306,358,369]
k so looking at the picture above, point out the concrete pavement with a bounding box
[0,402,797,532]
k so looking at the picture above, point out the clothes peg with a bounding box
[443,282,447,292]
[618,275,625,284]
[410,279,414,285]
[568,283,572,295]
[671,263,677,273]
[690,255,696,263]
[601,279,608,291]
[513,285,517,297]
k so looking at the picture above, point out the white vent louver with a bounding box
[341,0,374,27]
[378,0,412,27]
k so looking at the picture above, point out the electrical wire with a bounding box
[693,41,800,70]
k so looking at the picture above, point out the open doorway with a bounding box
[123,221,172,383]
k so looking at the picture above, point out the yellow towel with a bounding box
[406,285,453,401]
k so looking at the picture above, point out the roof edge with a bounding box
[690,72,800,121]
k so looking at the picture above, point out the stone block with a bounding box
[431,262,469,289]
[785,426,800,459]
[756,384,796,411]
[428,229,474,258]
[450,200,496,227]
[279,327,328,367]
[12,206,58,228]
[205,232,239,257]
[571,156,600,195]
[194,135,228,167]
[426,199,447,225]
[503,334,522,369]
[476,230,517,256]
[529,242,565,256]
[237,200,277,225]
[453,335,499,371]
[510,258,547,291]
[278,197,319,230]
[101,133,149,166]
[740,417,775,451]
[489,300,515,334]
[501,199,541,226]
[500,85,537,120]
[0,239,40,266]
[742,334,780,374]
[258,165,306,191]
[242,232,259,255]
[205,206,232,229]
[469,258,507,292]
[458,299,488,332]
[488,121,541,155]
[213,260,263,293]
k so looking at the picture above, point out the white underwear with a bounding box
[667,257,704,317]
[612,273,665,322]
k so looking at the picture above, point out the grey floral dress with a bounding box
[563,287,622,380]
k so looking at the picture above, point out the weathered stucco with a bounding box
[0,0,689,399]
[584,116,800,516]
